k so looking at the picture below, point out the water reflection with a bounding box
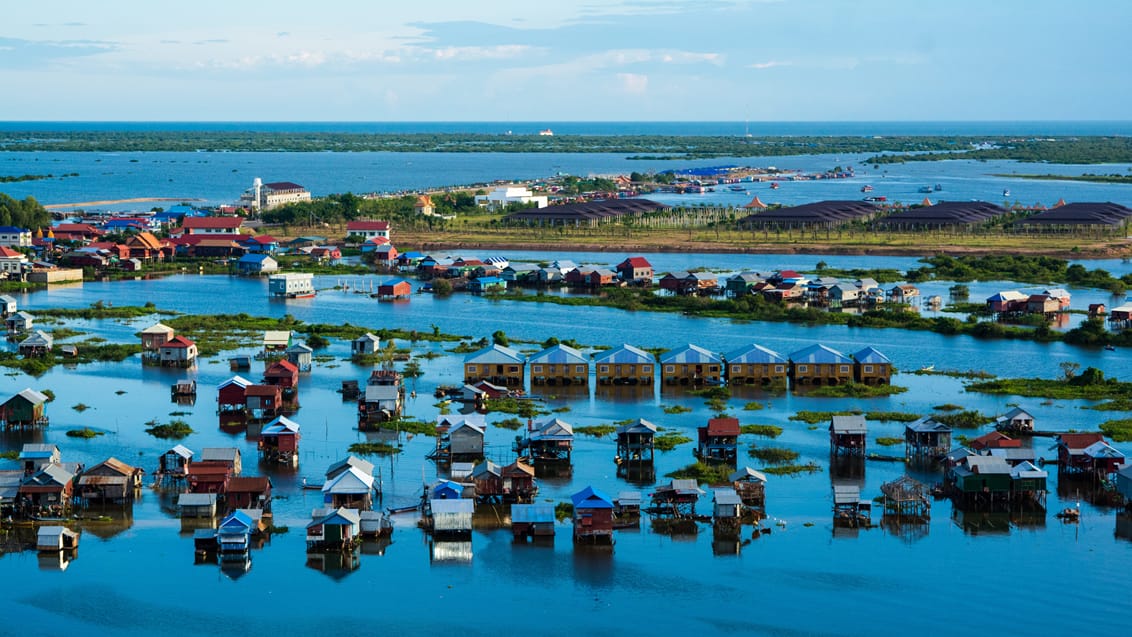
[37,549,77,571]
[305,547,361,580]
[1115,512,1132,541]
[429,539,472,564]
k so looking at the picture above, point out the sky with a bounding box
[3,0,1130,122]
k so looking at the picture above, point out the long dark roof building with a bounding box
[739,200,877,229]
[504,198,670,226]
[875,201,1008,229]
[1013,202,1132,228]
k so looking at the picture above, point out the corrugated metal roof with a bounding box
[831,415,867,434]
[201,448,239,462]
[531,417,573,440]
[906,417,950,433]
[510,503,554,524]
[616,418,657,435]
[326,456,374,480]
[725,343,786,365]
[528,343,588,365]
[789,343,851,364]
[852,346,890,364]
[1083,441,1125,459]
[964,456,1012,474]
[832,485,860,504]
[437,414,486,428]
[178,493,217,507]
[169,444,194,459]
[77,475,128,486]
[616,491,642,505]
[262,416,300,435]
[464,343,525,365]
[430,499,475,514]
[593,344,654,365]
[660,344,721,365]
[729,467,767,483]
[714,488,743,506]
[571,485,613,509]
[364,384,400,402]
[1010,461,1047,479]
[322,467,374,494]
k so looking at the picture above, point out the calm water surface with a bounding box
[1,264,1131,635]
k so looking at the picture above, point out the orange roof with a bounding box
[129,232,165,250]
[1054,198,1067,207]
[415,195,433,207]
[743,196,767,209]
[0,246,23,258]
[920,197,932,207]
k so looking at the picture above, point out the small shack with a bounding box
[651,479,705,518]
[519,417,574,463]
[697,417,740,464]
[76,457,142,504]
[178,492,218,518]
[615,418,656,465]
[201,448,242,475]
[158,336,198,368]
[225,476,272,513]
[730,467,767,513]
[432,414,486,462]
[306,507,362,551]
[286,343,314,372]
[830,415,867,456]
[140,322,175,356]
[36,526,79,552]
[428,498,474,538]
[713,488,743,527]
[511,503,555,541]
[571,486,614,545]
[351,333,381,357]
[996,407,1035,433]
[905,417,952,460]
[18,330,53,357]
[832,484,871,528]
[264,359,300,392]
[259,415,301,463]
[321,466,375,511]
[160,445,193,480]
[1,388,50,428]
[879,476,930,521]
[217,510,254,556]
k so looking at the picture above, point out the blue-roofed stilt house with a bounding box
[529,343,589,386]
[593,344,654,386]
[571,486,614,545]
[724,343,788,385]
[217,510,254,558]
[463,343,526,387]
[659,344,722,387]
[852,346,892,385]
[789,343,853,386]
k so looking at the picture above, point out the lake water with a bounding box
[2,263,1131,636]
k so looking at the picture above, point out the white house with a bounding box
[0,246,28,275]
[346,220,391,242]
[238,178,311,211]
[474,186,548,211]
[0,227,32,248]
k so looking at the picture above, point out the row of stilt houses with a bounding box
[464,342,892,388]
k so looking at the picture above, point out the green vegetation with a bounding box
[805,383,908,398]
[66,428,104,438]
[0,450,18,460]
[740,424,783,438]
[865,411,919,422]
[1099,419,1132,442]
[654,432,693,452]
[39,302,174,320]
[742,402,765,411]
[265,525,290,534]
[968,367,1132,400]
[379,418,435,436]
[748,446,800,464]
[145,419,194,439]
[483,397,548,418]
[666,461,733,484]
[0,192,51,230]
[994,172,1132,184]
[762,463,822,476]
[875,437,904,446]
[0,341,143,376]
[554,502,574,522]
[347,441,402,456]
[493,418,526,430]
[661,405,692,415]
[933,403,964,412]
[72,403,91,413]
[574,425,616,438]
[909,255,1132,293]
[0,173,68,183]
[790,410,861,424]
[931,410,994,429]
[866,136,1132,165]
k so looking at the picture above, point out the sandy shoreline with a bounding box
[45,197,203,209]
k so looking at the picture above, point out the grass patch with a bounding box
[348,441,403,456]
[748,446,800,464]
[742,402,765,411]
[931,410,994,429]
[875,437,904,446]
[0,450,18,460]
[688,386,731,400]
[66,427,103,438]
[762,463,822,476]
[662,405,692,415]
[666,461,733,484]
[912,368,995,379]
[484,397,549,418]
[145,419,194,439]
[805,383,908,398]
[554,502,574,522]
[864,411,919,422]
[967,369,1132,400]
[574,425,616,438]
[493,417,525,430]
[933,403,964,412]
[654,432,693,452]
[789,410,862,424]
[380,418,435,436]
[72,403,91,413]
[740,424,783,438]
[551,406,571,413]
[265,525,289,534]
[1100,419,1132,442]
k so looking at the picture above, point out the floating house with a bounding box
[259,415,301,463]
[615,256,653,284]
[463,344,526,386]
[376,279,412,299]
[472,459,536,504]
[76,457,142,504]
[286,343,313,372]
[832,484,871,527]
[852,347,891,385]
[187,462,232,494]
[713,488,743,527]
[359,510,392,538]
[594,344,655,385]
[5,310,33,335]
[263,330,291,354]
[201,448,242,475]
[140,322,175,355]
[19,464,74,513]
[1,388,49,428]
[724,343,788,385]
[264,359,300,392]
[830,415,867,456]
[322,464,375,510]
[217,376,253,414]
[879,476,930,521]
[36,526,79,552]
[217,510,254,556]
[730,467,768,512]
[789,344,853,385]
[158,335,198,368]
[428,498,474,538]
[236,253,278,275]
[652,479,705,517]
[1053,433,1122,478]
[160,445,193,479]
[0,294,17,316]
[18,330,53,357]
[615,418,656,465]
[698,417,740,464]
[245,384,283,421]
[359,381,403,426]
[905,417,952,460]
[226,477,272,512]
[995,407,1035,433]
[528,343,589,386]
[660,344,722,386]
[178,492,217,518]
[511,503,555,540]
[18,443,59,474]
[571,486,614,545]
[351,333,381,356]
[307,507,361,551]
[268,273,315,298]
[432,414,486,463]
[519,417,574,463]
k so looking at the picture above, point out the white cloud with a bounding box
[749,60,790,69]
[425,44,536,61]
[617,72,648,94]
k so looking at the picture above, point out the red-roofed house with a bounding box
[177,216,244,237]
[264,359,299,391]
[346,220,391,242]
[1054,433,1109,474]
[969,431,1020,452]
[240,235,280,254]
[616,256,653,283]
[698,417,740,463]
[0,246,28,276]
[158,336,198,368]
[53,223,104,243]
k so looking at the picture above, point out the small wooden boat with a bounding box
[1105,345,1116,351]
[387,504,420,515]
[1055,507,1080,521]
[919,364,935,372]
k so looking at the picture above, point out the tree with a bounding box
[432,278,453,296]
[402,360,423,390]
[492,330,509,347]
[1059,361,1081,381]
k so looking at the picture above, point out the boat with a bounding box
[769,182,780,190]
[1055,507,1080,522]
[860,185,874,193]
[934,183,943,191]
[863,196,887,202]
[1002,189,1011,197]
[1105,345,1116,351]
[917,186,933,193]
[728,185,746,192]
[919,365,935,372]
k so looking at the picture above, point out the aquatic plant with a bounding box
[654,432,693,452]
[933,403,964,412]
[661,405,692,415]
[145,419,194,439]
[740,424,783,438]
[742,402,765,411]
[748,446,800,464]
[72,403,90,413]
[666,461,733,484]
[931,410,994,429]
[875,437,904,446]
[66,428,103,439]
[483,397,548,418]
[805,383,908,398]
[1099,419,1132,442]
[574,425,616,438]
[493,418,525,430]
[347,441,402,455]
[761,463,822,476]
[0,450,17,460]
[789,410,862,424]
[554,502,573,522]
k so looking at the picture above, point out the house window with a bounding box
[575,365,586,374]
[664,365,675,374]
[708,366,718,373]
[731,365,741,373]
[508,366,519,373]
[774,365,784,373]
[796,364,808,374]
[840,365,850,374]
[467,365,477,373]
[599,365,609,373]
[532,365,543,373]
[864,365,874,373]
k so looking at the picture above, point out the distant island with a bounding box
[992,172,1132,185]
[2,130,1132,163]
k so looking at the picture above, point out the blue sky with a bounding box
[4,0,1129,121]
